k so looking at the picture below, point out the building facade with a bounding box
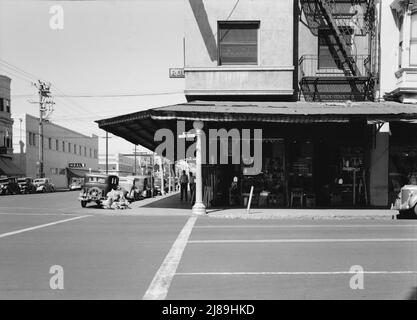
[0,75,23,177]
[98,153,139,176]
[12,114,99,188]
[379,0,417,103]
[97,0,417,210]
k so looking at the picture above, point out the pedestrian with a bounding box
[189,172,196,204]
[180,170,189,202]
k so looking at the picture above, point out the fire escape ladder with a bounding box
[318,0,361,77]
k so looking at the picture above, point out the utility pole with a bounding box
[34,81,53,178]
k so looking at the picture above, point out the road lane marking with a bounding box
[188,238,417,244]
[0,213,79,216]
[143,216,198,300]
[0,215,91,239]
[175,271,417,276]
[194,225,417,229]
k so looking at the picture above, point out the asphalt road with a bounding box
[0,191,416,300]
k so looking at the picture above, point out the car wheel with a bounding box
[81,201,87,208]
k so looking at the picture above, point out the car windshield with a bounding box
[0,179,8,183]
[34,179,45,183]
[18,179,27,183]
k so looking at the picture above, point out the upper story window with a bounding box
[318,28,353,70]
[218,21,259,66]
[0,99,3,112]
[410,12,417,66]
[56,139,59,151]
[5,100,10,113]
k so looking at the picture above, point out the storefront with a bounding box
[202,122,370,208]
[96,100,417,210]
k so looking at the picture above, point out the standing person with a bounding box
[180,170,189,202]
[189,172,196,204]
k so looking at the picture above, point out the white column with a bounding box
[192,121,206,215]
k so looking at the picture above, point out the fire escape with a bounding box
[299,0,376,102]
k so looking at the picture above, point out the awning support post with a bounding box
[192,121,206,215]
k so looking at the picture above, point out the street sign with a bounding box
[69,163,86,168]
[169,68,185,78]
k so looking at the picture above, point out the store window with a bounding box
[5,100,10,113]
[389,145,417,202]
[218,21,259,65]
[241,139,286,208]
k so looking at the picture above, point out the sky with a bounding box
[0,0,186,155]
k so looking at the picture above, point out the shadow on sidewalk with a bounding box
[141,192,193,209]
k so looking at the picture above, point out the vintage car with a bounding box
[33,178,55,193]
[17,177,36,194]
[69,177,84,191]
[78,174,119,208]
[391,185,417,218]
[0,177,21,195]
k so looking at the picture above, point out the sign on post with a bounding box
[169,68,185,78]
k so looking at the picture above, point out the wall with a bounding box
[184,0,295,99]
[378,0,400,98]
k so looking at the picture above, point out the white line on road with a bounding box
[188,238,417,244]
[0,213,79,216]
[175,271,417,276]
[143,216,198,300]
[0,215,91,239]
[194,225,417,229]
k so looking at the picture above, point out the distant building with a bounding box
[379,0,417,103]
[98,153,138,176]
[12,114,99,188]
[0,75,24,177]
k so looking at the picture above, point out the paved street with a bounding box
[0,191,416,299]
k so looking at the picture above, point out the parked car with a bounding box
[69,177,84,191]
[118,176,145,201]
[391,184,417,218]
[78,174,119,208]
[0,177,21,195]
[33,178,55,193]
[17,177,36,194]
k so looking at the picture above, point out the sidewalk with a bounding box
[126,192,396,219]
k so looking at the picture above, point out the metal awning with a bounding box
[96,100,417,151]
[66,168,98,178]
[0,157,24,177]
